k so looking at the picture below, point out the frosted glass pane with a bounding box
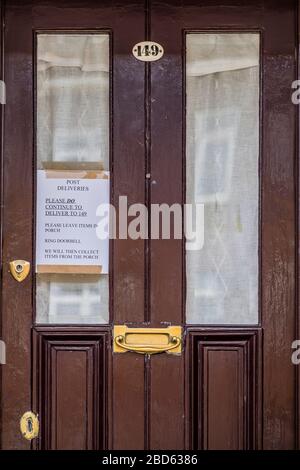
[36,274,109,324]
[36,34,109,324]
[37,34,109,168]
[186,33,259,325]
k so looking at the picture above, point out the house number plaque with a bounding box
[132,41,164,62]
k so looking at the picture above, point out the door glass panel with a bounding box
[186,33,260,325]
[35,33,109,324]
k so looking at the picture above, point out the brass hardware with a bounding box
[9,260,30,282]
[113,325,182,355]
[20,411,39,440]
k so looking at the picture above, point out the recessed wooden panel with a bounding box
[203,347,244,449]
[33,328,108,450]
[188,330,261,450]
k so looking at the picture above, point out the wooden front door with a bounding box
[0,0,298,450]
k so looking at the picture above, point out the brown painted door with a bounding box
[0,0,298,450]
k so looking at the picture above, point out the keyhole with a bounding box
[27,418,33,433]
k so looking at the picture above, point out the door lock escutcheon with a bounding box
[20,411,39,440]
[9,260,30,282]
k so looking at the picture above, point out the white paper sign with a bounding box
[36,170,109,274]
